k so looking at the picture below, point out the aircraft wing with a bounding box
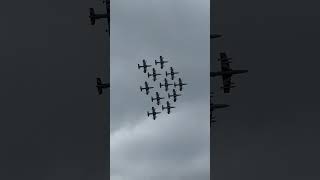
[222,74,231,93]
[220,53,231,72]
[98,87,103,95]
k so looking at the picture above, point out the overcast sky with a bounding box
[110,0,210,179]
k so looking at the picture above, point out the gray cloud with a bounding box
[111,0,210,179]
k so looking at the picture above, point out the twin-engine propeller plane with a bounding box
[165,67,179,80]
[211,52,248,93]
[151,92,164,105]
[155,56,168,69]
[162,101,175,114]
[159,78,173,91]
[89,8,107,25]
[148,68,162,81]
[96,77,109,95]
[168,89,181,102]
[174,78,187,91]
[147,107,161,120]
[138,59,152,73]
[140,81,154,95]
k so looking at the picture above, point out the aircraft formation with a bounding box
[210,34,248,127]
[87,1,246,127]
[89,1,110,95]
[139,56,187,120]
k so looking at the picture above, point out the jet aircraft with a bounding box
[155,56,168,69]
[140,81,154,95]
[165,67,179,80]
[168,89,181,102]
[174,78,187,91]
[148,68,161,81]
[138,59,152,73]
[210,34,222,39]
[151,92,164,105]
[159,78,173,91]
[211,52,248,93]
[89,8,107,25]
[147,107,161,120]
[96,77,109,95]
[162,101,175,114]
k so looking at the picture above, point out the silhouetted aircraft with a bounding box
[148,68,161,81]
[159,78,173,91]
[151,92,164,105]
[140,81,154,95]
[210,103,229,111]
[106,0,110,35]
[147,107,161,120]
[155,56,168,69]
[138,59,151,73]
[211,52,248,93]
[210,34,222,39]
[168,89,181,102]
[96,78,109,95]
[165,67,179,80]
[89,8,107,25]
[174,78,187,91]
[162,101,175,114]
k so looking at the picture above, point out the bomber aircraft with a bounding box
[211,52,248,93]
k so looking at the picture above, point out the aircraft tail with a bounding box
[97,87,102,95]
[140,86,142,91]
[96,77,101,85]
[89,8,96,25]
[159,83,163,88]
[138,64,140,69]
[147,111,149,117]
[165,72,168,76]
[151,96,154,102]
